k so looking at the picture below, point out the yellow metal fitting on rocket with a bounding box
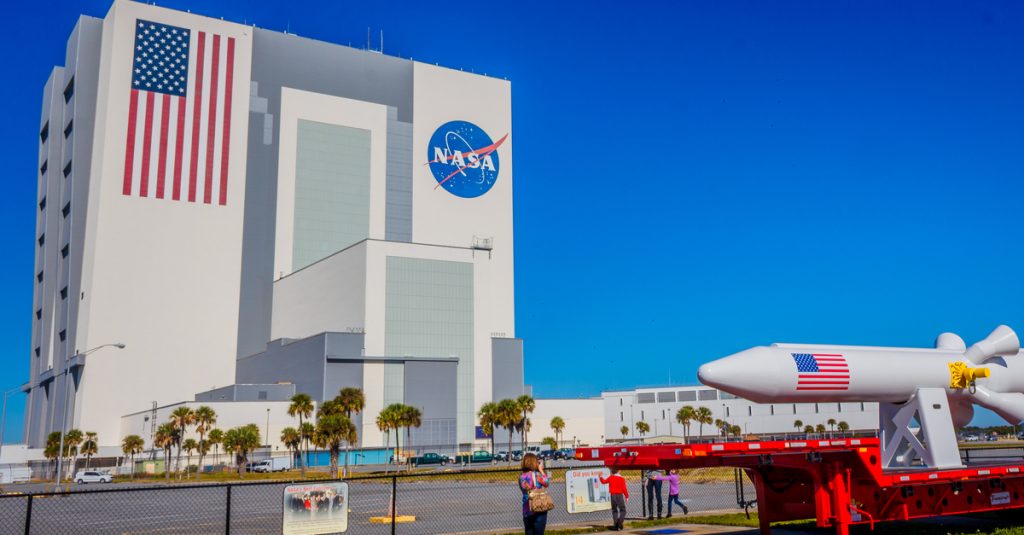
[949,361,990,389]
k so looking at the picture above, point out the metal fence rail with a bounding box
[0,465,754,534]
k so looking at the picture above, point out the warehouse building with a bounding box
[24,0,522,452]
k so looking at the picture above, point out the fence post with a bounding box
[224,485,232,535]
[641,471,647,518]
[391,475,398,535]
[23,495,33,535]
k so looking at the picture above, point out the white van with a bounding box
[74,470,112,484]
[250,457,292,473]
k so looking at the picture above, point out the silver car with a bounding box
[74,470,112,484]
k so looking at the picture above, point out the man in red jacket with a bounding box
[599,468,629,531]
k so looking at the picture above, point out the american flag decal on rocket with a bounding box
[792,353,850,391]
[122,19,235,205]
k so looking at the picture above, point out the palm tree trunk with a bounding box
[383,431,391,474]
[129,453,135,479]
[299,416,307,477]
[395,427,401,471]
[165,448,171,481]
[508,426,514,466]
[344,443,349,478]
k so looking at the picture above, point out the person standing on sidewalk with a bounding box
[645,469,664,519]
[599,468,630,531]
[655,469,688,517]
[519,453,551,534]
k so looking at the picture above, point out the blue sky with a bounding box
[2,1,1023,441]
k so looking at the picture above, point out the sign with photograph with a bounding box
[282,482,349,534]
[566,467,612,513]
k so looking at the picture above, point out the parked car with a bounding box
[455,450,494,464]
[409,452,449,467]
[964,434,980,442]
[495,451,510,462]
[556,448,576,460]
[511,450,524,461]
[537,450,556,461]
[987,435,999,442]
[250,457,292,473]
[74,470,111,484]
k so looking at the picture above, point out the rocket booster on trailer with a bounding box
[697,325,1024,427]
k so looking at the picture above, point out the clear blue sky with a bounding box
[2,1,1023,441]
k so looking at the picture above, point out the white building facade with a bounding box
[25,0,523,451]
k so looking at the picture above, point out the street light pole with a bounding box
[0,386,22,463]
[56,343,125,485]
[265,408,271,449]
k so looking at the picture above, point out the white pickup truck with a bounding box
[250,457,292,473]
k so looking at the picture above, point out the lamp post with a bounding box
[0,386,22,463]
[265,408,271,449]
[56,343,125,485]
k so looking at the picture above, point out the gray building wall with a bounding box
[236,29,415,359]
[195,383,296,402]
[405,360,458,447]
[24,16,103,448]
[492,338,525,401]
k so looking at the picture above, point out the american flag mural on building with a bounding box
[122,19,236,205]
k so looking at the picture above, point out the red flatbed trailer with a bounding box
[576,438,1024,535]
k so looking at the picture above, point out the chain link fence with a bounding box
[0,465,755,534]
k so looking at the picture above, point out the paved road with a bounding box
[0,476,750,534]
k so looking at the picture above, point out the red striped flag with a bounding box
[122,19,235,205]
[792,353,850,391]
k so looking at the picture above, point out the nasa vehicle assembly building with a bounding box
[24,0,522,451]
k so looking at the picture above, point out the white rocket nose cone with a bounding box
[698,347,781,402]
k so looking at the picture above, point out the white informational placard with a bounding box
[566,467,612,513]
[282,482,349,534]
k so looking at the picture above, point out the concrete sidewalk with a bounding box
[573,522,759,535]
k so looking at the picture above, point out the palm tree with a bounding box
[478,402,499,455]
[730,425,742,437]
[121,434,144,479]
[815,424,827,435]
[695,407,713,438]
[376,405,397,471]
[619,425,629,441]
[288,394,315,477]
[713,419,724,438]
[299,422,315,469]
[44,432,61,480]
[550,416,565,448]
[81,432,98,469]
[803,425,815,434]
[314,407,357,478]
[182,439,198,479]
[207,428,224,468]
[635,421,650,442]
[401,405,423,465]
[154,423,178,481]
[63,429,84,479]
[335,387,365,477]
[169,406,195,475]
[496,399,521,465]
[193,406,217,477]
[281,427,301,465]
[837,421,850,435]
[542,436,558,450]
[827,418,837,437]
[676,406,695,443]
[222,424,261,477]
[794,420,804,433]
[516,395,536,450]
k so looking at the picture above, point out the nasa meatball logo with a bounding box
[426,121,508,198]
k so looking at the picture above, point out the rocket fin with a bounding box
[963,325,1020,365]
[971,385,1024,425]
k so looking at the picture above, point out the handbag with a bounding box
[528,471,555,513]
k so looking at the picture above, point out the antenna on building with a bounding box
[367,27,371,50]
[380,30,384,54]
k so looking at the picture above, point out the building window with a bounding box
[719,391,738,400]
[748,406,752,416]
[657,391,675,403]
[39,196,46,211]
[63,77,74,103]
[641,410,644,420]
[661,410,666,419]
[62,203,70,218]
[793,404,797,414]
[725,407,730,417]
[35,347,41,357]
[40,161,48,176]
[770,405,775,415]
[637,393,656,404]
[63,120,73,138]
[40,122,49,143]
[815,403,820,413]
[258,391,268,400]
[58,330,66,342]
[60,286,68,300]
[36,271,43,283]
[619,412,623,422]
[35,309,41,320]
[697,389,718,401]
[63,161,72,178]
[61,244,69,258]
[619,399,623,406]
[860,402,865,411]
[677,390,697,402]
[38,234,45,247]
[838,404,842,413]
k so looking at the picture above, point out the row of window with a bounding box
[633,389,730,404]
[619,402,869,422]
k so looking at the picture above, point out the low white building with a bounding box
[531,398,604,447]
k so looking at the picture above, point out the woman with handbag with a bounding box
[519,453,554,534]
